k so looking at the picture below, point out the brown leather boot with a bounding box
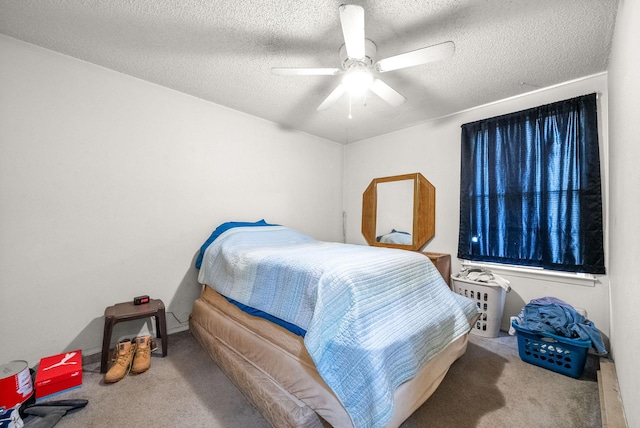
[131,335,152,374]
[104,339,136,383]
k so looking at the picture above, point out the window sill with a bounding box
[460,260,598,287]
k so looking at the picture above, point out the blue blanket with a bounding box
[198,226,479,428]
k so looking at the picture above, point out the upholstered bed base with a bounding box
[190,310,329,427]
[189,285,469,428]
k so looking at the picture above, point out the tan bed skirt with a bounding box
[189,284,469,428]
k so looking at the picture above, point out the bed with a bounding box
[189,222,479,428]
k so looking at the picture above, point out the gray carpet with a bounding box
[37,330,600,427]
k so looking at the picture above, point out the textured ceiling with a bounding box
[0,0,618,144]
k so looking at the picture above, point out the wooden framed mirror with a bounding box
[362,173,435,251]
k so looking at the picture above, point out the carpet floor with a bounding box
[35,329,601,427]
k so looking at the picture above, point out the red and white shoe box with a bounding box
[35,350,82,400]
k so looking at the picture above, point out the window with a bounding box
[458,93,605,274]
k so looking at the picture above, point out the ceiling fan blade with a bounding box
[369,78,406,107]
[339,4,365,60]
[271,67,340,76]
[375,41,455,73]
[317,84,346,111]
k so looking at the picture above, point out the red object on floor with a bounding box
[35,350,82,400]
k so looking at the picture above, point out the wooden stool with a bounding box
[101,299,168,373]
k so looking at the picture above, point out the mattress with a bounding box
[190,284,470,428]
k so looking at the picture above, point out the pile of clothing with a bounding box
[453,266,511,292]
[511,296,607,355]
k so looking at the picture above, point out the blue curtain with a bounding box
[458,93,605,274]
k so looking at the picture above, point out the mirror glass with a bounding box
[362,173,435,251]
[375,179,414,241]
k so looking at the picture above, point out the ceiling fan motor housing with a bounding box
[340,39,377,70]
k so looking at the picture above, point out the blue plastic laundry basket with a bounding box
[511,320,591,379]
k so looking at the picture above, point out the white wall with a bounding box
[0,35,344,366]
[344,74,611,342]
[607,0,640,425]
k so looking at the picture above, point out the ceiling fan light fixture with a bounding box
[342,64,373,95]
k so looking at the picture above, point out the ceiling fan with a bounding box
[271,4,455,112]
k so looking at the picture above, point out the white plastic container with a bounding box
[452,276,507,338]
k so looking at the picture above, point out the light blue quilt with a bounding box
[198,226,478,428]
